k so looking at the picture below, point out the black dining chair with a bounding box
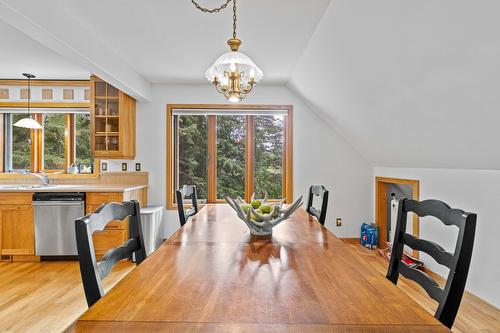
[386,198,476,328]
[75,200,146,307]
[176,184,199,227]
[306,185,329,225]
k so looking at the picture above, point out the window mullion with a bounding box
[284,110,293,203]
[245,115,255,202]
[207,115,217,203]
[0,114,6,172]
[65,113,75,171]
[31,114,43,172]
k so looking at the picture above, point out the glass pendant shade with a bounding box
[14,117,42,129]
[206,39,263,102]
[206,50,263,84]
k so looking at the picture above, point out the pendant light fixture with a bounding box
[193,0,263,102]
[14,73,42,129]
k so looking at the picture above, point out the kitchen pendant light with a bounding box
[193,0,263,102]
[14,73,42,129]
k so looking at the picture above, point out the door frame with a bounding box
[375,176,420,258]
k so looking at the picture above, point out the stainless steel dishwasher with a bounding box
[33,192,85,256]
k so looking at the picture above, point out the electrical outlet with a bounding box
[336,218,342,227]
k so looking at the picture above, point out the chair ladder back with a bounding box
[386,198,476,328]
[176,185,199,227]
[75,200,146,307]
[306,185,329,225]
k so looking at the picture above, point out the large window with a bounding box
[3,112,93,173]
[216,115,246,199]
[43,113,66,170]
[174,115,208,200]
[75,113,94,172]
[10,114,31,171]
[254,115,284,199]
[168,105,292,208]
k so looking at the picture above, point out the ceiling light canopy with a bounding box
[193,0,263,102]
[14,73,42,129]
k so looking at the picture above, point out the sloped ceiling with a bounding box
[0,0,330,85]
[63,0,331,84]
[0,20,88,79]
[2,0,500,170]
[290,0,500,169]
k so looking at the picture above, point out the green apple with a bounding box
[260,205,272,214]
[250,213,261,221]
[241,204,252,214]
[251,200,262,209]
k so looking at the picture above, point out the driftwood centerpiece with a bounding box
[225,192,303,238]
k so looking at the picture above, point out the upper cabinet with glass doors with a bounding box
[90,75,136,159]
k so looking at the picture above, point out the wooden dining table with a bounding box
[67,205,449,332]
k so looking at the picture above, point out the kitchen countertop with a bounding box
[0,184,148,193]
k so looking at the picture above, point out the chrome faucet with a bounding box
[14,170,50,186]
[29,172,50,186]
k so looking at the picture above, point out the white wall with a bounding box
[374,167,500,308]
[133,83,373,239]
[290,0,500,169]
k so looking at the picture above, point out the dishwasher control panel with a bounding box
[33,192,86,201]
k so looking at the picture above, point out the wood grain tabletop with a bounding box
[67,205,450,333]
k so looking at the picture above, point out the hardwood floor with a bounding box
[0,260,134,332]
[0,245,498,332]
[342,239,500,333]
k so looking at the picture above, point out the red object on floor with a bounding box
[378,242,424,270]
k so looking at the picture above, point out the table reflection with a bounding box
[232,238,296,294]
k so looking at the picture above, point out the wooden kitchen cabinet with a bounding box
[0,193,34,257]
[86,189,147,259]
[0,189,147,261]
[90,75,136,159]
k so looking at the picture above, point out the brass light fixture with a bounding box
[14,73,42,129]
[193,0,263,102]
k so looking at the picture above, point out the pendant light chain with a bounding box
[232,0,237,38]
[27,75,31,117]
[191,0,231,13]
[191,0,237,38]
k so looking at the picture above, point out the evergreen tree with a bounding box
[177,114,285,201]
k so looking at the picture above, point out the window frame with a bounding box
[1,112,97,175]
[39,113,72,172]
[166,104,293,210]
